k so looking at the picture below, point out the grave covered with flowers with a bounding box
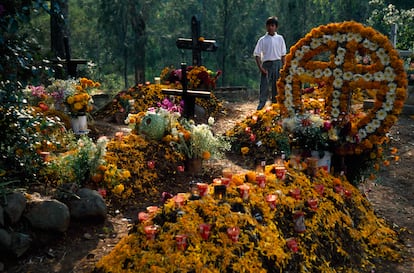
[94,21,407,272]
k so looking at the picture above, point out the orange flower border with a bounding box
[277,21,408,154]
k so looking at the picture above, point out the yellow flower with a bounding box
[241,147,249,155]
[112,184,125,195]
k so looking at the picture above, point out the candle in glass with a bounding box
[289,188,301,200]
[266,194,277,209]
[256,173,266,188]
[227,227,240,242]
[307,198,318,211]
[238,184,250,200]
[197,183,209,197]
[175,234,188,251]
[199,223,211,240]
[144,225,158,240]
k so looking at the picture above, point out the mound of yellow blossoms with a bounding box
[94,163,402,272]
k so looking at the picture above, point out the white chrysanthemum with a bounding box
[314,69,323,78]
[286,74,293,83]
[347,32,361,42]
[388,82,397,92]
[284,83,292,92]
[171,127,178,137]
[384,67,395,81]
[333,68,343,78]
[337,47,346,56]
[289,67,297,75]
[373,71,384,81]
[372,118,381,129]
[380,54,390,66]
[386,91,396,101]
[333,90,341,98]
[332,99,340,107]
[285,90,293,100]
[310,114,324,127]
[368,42,378,51]
[376,48,387,61]
[365,122,375,133]
[362,73,373,81]
[376,109,387,121]
[358,129,367,140]
[295,50,304,59]
[353,74,363,80]
[297,67,305,76]
[343,71,353,81]
[208,117,215,126]
[322,35,332,44]
[334,55,344,66]
[362,39,371,49]
[291,59,299,68]
[331,108,340,118]
[323,68,332,77]
[310,38,322,49]
[383,100,393,111]
[333,78,343,88]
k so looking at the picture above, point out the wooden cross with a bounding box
[163,16,218,119]
[53,36,87,79]
[176,15,218,66]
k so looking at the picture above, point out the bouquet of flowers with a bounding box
[160,65,222,90]
[64,77,100,116]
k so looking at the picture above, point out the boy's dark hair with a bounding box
[266,16,278,27]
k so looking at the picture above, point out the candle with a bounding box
[222,168,233,179]
[138,212,149,222]
[344,189,352,198]
[214,184,226,200]
[197,183,209,197]
[256,173,266,188]
[174,194,186,207]
[238,184,250,200]
[221,177,231,187]
[275,166,287,180]
[289,188,301,200]
[227,227,240,242]
[175,234,188,251]
[147,160,155,169]
[146,206,159,214]
[307,198,318,211]
[199,223,211,240]
[314,184,325,196]
[286,238,299,253]
[39,151,50,162]
[266,194,277,209]
[144,225,158,240]
[293,211,306,233]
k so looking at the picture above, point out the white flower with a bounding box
[291,59,299,68]
[208,117,215,126]
[376,109,387,121]
[368,42,378,51]
[285,83,292,92]
[388,82,397,92]
[358,129,367,140]
[331,108,340,117]
[333,90,341,98]
[333,68,343,78]
[337,47,346,56]
[362,39,371,49]
[334,55,344,66]
[295,50,304,59]
[365,122,375,133]
[296,67,305,76]
[302,45,310,53]
[353,74,363,80]
[332,99,340,107]
[372,118,381,129]
[314,69,323,78]
[386,90,396,101]
[383,67,395,81]
[333,78,343,88]
[322,35,332,44]
[383,100,393,111]
[362,73,373,81]
[343,71,353,81]
[323,68,332,77]
[373,71,384,81]
[310,38,322,49]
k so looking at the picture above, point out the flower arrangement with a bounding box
[95,163,402,272]
[64,77,100,116]
[160,65,222,90]
[277,21,407,155]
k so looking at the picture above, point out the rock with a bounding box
[0,206,4,227]
[10,232,31,257]
[67,188,107,220]
[0,228,12,249]
[3,192,26,224]
[24,199,70,233]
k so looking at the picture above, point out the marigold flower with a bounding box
[241,147,249,155]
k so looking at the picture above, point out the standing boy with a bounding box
[253,16,286,110]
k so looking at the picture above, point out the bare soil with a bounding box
[5,100,414,273]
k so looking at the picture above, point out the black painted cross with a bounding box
[53,36,87,79]
[176,15,218,66]
[163,16,218,119]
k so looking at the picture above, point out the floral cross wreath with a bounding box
[277,21,408,154]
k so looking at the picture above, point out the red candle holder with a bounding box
[221,177,231,187]
[175,234,188,251]
[256,173,266,188]
[238,184,250,200]
[289,188,301,200]
[293,211,306,233]
[335,185,344,194]
[275,166,287,180]
[146,206,159,214]
[222,168,233,179]
[174,194,186,207]
[39,151,50,162]
[307,198,318,211]
[138,212,150,222]
[227,227,240,242]
[266,194,277,209]
[144,225,158,240]
[344,189,352,198]
[197,183,209,197]
[314,184,325,196]
[286,238,299,253]
[199,223,211,240]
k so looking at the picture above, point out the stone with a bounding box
[24,199,70,233]
[10,232,31,257]
[67,188,107,220]
[0,206,4,227]
[0,228,12,249]
[3,192,26,224]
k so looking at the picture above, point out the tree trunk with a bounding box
[50,0,69,78]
